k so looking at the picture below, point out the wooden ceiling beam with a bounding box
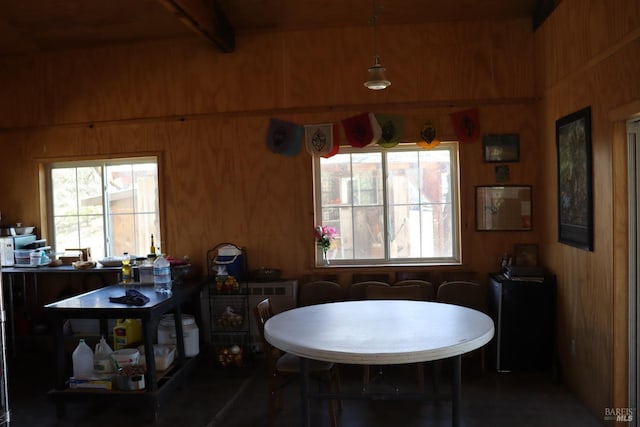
[157,0,235,53]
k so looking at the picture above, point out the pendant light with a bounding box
[364,1,390,90]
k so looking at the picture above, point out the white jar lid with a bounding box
[159,314,195,327]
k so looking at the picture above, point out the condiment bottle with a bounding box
[121,252,132,284]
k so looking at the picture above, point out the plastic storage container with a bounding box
[137,344,176,371]
[72,338,94,379]
[138,265,153,284]
[157,314,199,357]
[111,348,140,369]
[113,318,142,350]
[214,245,244,280]
[14,249,35,265]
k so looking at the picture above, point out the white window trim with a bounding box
[313,142,462,268]
[44,155,160,258]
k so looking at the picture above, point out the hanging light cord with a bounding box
[369,1,384,64]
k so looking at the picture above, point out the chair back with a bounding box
[392,279,435,301]
[395,271,432,283]
[298,280,344,307]
[254,298,279,372]
[366,284,423,300]
[436,280,487,312]
[352,273,391,283]
[348,281,390,300]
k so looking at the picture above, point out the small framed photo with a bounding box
[495,165,510,183]
[482,134,520,163]
[514,243,538,266]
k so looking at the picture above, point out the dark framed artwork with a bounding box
[482,134,520,163]
[476,185,532,231]
[556,106,593,251]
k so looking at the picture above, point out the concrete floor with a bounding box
[5,344,603,427]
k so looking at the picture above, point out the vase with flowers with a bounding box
[315,225,337,266]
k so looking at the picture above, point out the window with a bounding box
[46,157,160,260]
[313,143,460,266]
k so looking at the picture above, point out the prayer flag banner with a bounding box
[305,123,334,157]
[341,112,381,147]
[375,114,404,148]
[450,108,481,143]
[266,119,303,156]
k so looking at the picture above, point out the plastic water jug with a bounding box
[72,338,94,379]
[94,336,114,374]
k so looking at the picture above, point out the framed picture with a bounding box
[495,165,510,183]
[476,185,532,231]
[482,134,520,163]
[514,243,538,266]
[556,106,593,251]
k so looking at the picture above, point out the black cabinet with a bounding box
[489,273,556,372]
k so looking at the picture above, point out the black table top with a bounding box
[44,282,202,319]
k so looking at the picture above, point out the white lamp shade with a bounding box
[364,64,391,90]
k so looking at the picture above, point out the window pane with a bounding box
[106,164,134,214]
[53,216,80,252]
[351,153,382,206]
[51,168,79,216]
[353,206,384,259]
[80,215,106,260]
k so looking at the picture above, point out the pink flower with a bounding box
[315,225,337,250]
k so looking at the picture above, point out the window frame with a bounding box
[42,154,163,260]
[312,142,461,267]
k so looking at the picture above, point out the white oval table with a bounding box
[265,300,495,427]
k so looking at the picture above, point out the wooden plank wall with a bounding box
[534,0,640,419]
[0,18,537,285]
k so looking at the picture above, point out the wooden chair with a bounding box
[436,281,488,373]
[363,284,427,393]
[391,279,435,301]
[394,270,432,283]
[298,280,344,307]
[436,280,487,312]
[254,298,341,427]
[347,280,390,300]
[352,272,391,283]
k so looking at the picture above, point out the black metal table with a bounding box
[44,281,203,421]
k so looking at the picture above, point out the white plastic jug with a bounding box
[93,336,114,374]
[72,338,94,379]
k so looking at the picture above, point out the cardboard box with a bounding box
[59,255,81,265]
[138,344,176,371]
[69,377,113,390]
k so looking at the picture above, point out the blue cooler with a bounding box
[214,245,244,280]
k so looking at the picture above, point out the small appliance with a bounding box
[0,234,37,266]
